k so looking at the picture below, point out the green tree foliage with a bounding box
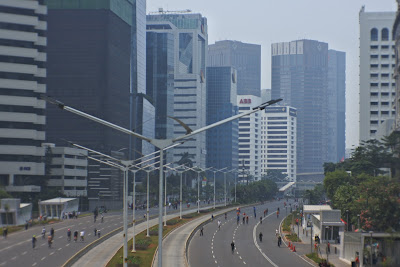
[302,184,325,204]
[0,188,12,199]
[232,179,277,204]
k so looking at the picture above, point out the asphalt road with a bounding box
[188,200,313,267]
[0,202,219,267]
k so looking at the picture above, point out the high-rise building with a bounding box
[146,31,175,163]
[206,66,238,171]
[271,40,328,174]
[147,12,208,167]
[260,106,297,182]
[208,40,261,97]
[0,0,47,193]
[393,1,400,132]
[261,89,272,103]
[327,50,346,162]
[237,95,261,182]
[42,143,88,197]
[45,0,153,202]
[359,7,396,142]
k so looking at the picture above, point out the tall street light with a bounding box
[191,166,212,213]
[221,168,236,206]
[209,167,227,209]
[42,95,282,267]
[165,163,188,219]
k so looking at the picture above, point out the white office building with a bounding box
[0,0,47,193]
[237,95,261,182]
[359,7,396,142]
[43,144,88,197]
[147,12,208,167]
[260,106,297,182]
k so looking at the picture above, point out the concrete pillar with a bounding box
[50,205,53,218]
[56,204,58,219]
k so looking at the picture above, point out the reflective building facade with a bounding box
[271,40,328,174]
[146,32,175,163]
[45,0,153,203]
[206,67,238,171]
[208,40,261,97]
[147,12,208,167]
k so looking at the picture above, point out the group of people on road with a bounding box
[32,225,94,249]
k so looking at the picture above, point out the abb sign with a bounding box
[239,99,251,104]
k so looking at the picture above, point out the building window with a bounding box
[370,55,378,59]
[370,28,378,41]
[370,45,378,50]
[381,28,389,41]
[370,92,378,96]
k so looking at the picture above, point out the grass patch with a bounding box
[0,225,24,235]
[285,233,301,242]
[306,252,334,267]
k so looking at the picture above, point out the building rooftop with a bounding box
[303,205,332,213]
[39,198,77,204]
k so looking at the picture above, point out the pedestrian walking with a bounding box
[211,214,214,221]
[67,229,71,242]
[50,227,55,238]
[2,227,7,239]
[94,228,97,237]
[47,235,52,248]
[260,216,262,224]
[327,242,330,253]
[73,231,78,242]
[246,216,249,224]
[231,241,235,254]
[243,216,245,224]
[97,230,101,238]
[80,231,85,242]
[259,232,263,242]
[237,215,240,225]
[41,227,46,239]
[32,235,37,249]
[200,226,204,236]
[218,220,221,230]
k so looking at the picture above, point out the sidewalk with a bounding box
[287,225,350,267]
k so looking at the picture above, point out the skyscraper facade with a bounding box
[146,31,175,162]
[208,40,261,97]
[271,40,328,174]
[260,106,297,182]
[147,12,208,167]
[327,50,346,162]
[393,2,400,132]
[359,8,396,142]
[45,0,153,202]
[206,66,238,171]
[237,95,261,182]
[0,0,47,193]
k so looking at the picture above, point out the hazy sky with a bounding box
[147,0,398,148]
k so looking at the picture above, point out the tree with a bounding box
[0,189,11,199]
[323,170,351,200]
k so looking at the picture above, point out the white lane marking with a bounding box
[243,261,246,264]
[215,260,217,264]
[22,251,27,255]
[32,263,37,266]
[252,212,280,267]
[239,256,242,259]
[236,251,239,255]
[0,262,5,266]
[58,248,62,251]
[41,257,46,261]
[66,244,70,247]
[50,252,54,256]
[41,243,46,246]
[58,236,63,239]
[78,223,82,225]
[11,256,16,260]
[213,255,215,258]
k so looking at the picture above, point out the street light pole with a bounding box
[164,169,167,226]
[123,167,128,267]
[146,169,151,237]
[42,95,282,267]
[131,169,138,252]
[234,172,237,203]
